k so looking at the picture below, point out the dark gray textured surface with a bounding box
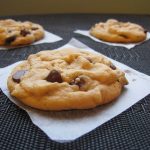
[0,14,150,150]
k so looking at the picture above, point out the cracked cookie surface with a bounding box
[7,48,128,110]
[90,19,146,43]
[0,19,44,46]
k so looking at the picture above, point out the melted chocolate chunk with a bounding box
[12,70,27,83]
[46,70,63,83]
[144,29,147,33]
[110,64,116,70]
[8,30,12,33]
[31,27,38,30]
[70,77,85,88]
[5,35,17,45]
[20,29,30,36]
[86,57,92,63]
[117,79,120,82]
[119,34,128,39]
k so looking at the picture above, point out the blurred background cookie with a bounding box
[0,19,44,46]
[90,19,147,43]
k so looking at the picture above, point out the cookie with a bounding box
[7,48,128,111]
[0,19,44,46]
[90,19,147,43]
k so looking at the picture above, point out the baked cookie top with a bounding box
[0,19,44,46]
[7,48,128,111]
[90,19,147,43]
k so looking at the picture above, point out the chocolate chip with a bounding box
[119,34,128,39]
[86,57,92,63]
[70,77,85,88]
[46,70,63,83]
[12,70,27,83]
[5,35,16,45]
[20,29,30,36]
[31,27,38,30]
[144,29,147,33]
[110,64,116,70]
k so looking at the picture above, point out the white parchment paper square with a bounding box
[0,30,62,50]
[0,38,150,143]
[74,30,150,49]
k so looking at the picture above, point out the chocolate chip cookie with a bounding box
[90,19,147,43]
[0,19,44,46]
[7,48,128,110]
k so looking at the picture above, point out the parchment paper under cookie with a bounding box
[0,38,150,143]
[74,30,150,49]
[0,30,62,50]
